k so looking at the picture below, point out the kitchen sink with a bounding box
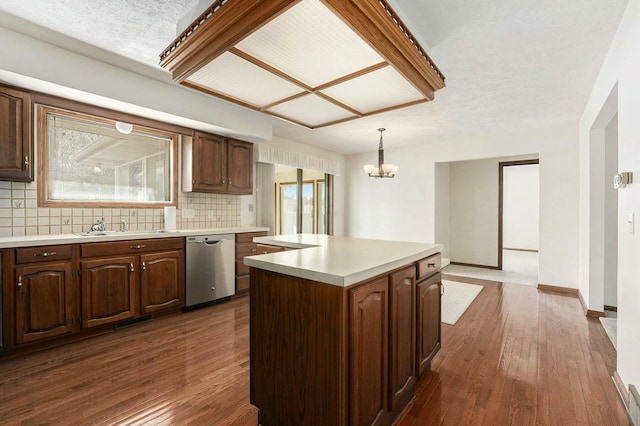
[75,230,171,237]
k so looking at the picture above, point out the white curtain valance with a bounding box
[256,143,340,176]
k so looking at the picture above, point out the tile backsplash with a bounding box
[0,181,240,237]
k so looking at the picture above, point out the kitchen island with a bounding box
[245,235,443,426]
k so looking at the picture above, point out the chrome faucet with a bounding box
[120,219,127,232]
[91,217,106,232]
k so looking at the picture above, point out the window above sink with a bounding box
[37,104,179,208]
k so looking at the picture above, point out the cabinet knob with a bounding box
[142,261,146,271]
[24,156,29,169]
[17,275,23,293]
[130,263,135,272]
[427,263,435,268]
[130,245,146,249]
[251,248,257,253]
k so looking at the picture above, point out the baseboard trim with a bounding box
[537,283,578,295]
[503,247,539,253]
[604,304,618,312]
[577,289,605,317]
[612,371,629,410]
[449,261,500,270]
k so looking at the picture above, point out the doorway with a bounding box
[498,160,539,282]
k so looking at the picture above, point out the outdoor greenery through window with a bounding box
[38,106,177,207]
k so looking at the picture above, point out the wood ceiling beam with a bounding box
[160,0,301,82]
[320,0,445,98]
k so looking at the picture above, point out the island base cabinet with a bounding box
[349,276,389,426]
[250,268,346,426]
[388,266,416,418]
[15,262,73,344]
[416,272,442,377]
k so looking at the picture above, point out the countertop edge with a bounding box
[245,239,442,287]
[0,227,269,248]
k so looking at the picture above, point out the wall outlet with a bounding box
[182,208,195,219]
[207,211,215,219]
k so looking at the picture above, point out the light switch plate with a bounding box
[628,213,635,235]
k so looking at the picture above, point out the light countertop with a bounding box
[245,234,442,287]
[0,227,269,248]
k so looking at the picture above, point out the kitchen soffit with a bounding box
[159,0,446,129]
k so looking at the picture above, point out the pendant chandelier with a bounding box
[363,128,398,178]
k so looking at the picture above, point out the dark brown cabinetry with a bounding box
[7,245,74,345]
[349,276,389,426]
[15,261,73,344]
[79,237,185,327]
[140,251,184,314]
[388,266,416,417]
[1,237,185,355]
[415,253,442,377]
[80,256,137,328]
[183,131,253,194]
[235,231,267,294]
[250,255,441,426]
[0,85,33,182]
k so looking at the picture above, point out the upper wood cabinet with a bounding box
[182,131,253,194]
[0,86,33,182]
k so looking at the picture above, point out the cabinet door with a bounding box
[140,251,184,314]
[15,262,73,344]
[81,256,137,328]
[389,266,416,413]
[227,138,253,194]
[416,273,442,377]
[0,86,32,182]
[350,276,388,426]
[193,132,227,192]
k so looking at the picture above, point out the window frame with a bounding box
[37,104,179,208]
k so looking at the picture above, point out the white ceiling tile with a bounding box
[267,94,356,127]
[321,67,425,113]
[187,52,304,107]
[236,0,383,88]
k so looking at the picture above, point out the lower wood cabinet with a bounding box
[388,266,416,417]
[350,276,389,426]
[1,237,185,354]
[416,272,442,377]
[235,231,266,295]
[140,251,184,314]
[80,256,137,328]
[15,261,73,344]
[251,257,440,426]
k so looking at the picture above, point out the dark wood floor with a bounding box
[0,276,628,425]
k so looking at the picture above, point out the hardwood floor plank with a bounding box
[0,277,629,426]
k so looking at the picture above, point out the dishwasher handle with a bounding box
[204,240,226,246]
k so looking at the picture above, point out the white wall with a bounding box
[347,123,578,288]
[579,0,640,392]
[503,164,539,251]
[434,163,450,258]
[604,115,618,308]
[0,23,271,142]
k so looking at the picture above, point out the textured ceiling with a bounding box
[0,0,630,154]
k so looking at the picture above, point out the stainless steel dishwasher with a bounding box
[185,234,235,308]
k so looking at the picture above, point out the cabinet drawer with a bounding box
[416,253,441,280]
[236,241,259,258]
[236,231,267,243]
[15,245,72,264]
[236,259,250,276]
[80,237,184,258]
[255,244,284,254]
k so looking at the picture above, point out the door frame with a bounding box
[498,159,540,270]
